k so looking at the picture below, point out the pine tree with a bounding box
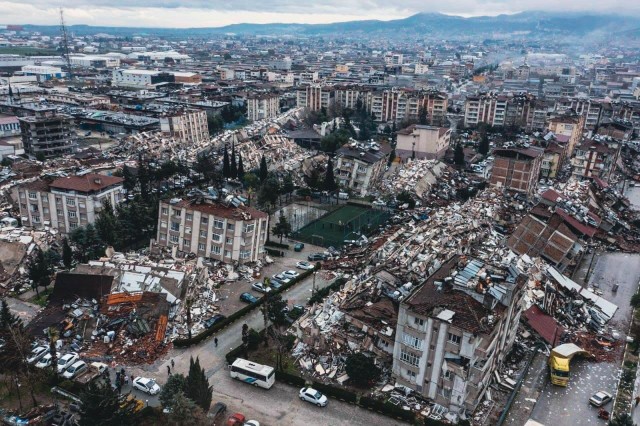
[237,152,245,180]
[62,238,72,270]
[230,144,237,179]
[159,373,187,410]
[454,143,465,166]
[323,159,337,191]
[79,380,137,426]
[95,199,118,247]
[222,147,230,179]
[272,213,292,244]
[478,131,490,155]
[185,357,213,412]
[259,156,268,182]
[122,166,136,193]
[137,154,150,195]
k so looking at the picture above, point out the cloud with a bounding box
[1,0,638,28]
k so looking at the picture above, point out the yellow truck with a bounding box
[548,343,588,386]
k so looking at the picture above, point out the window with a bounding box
[30,204,38,212]
[244,224,255,233]
[79,213,87,221]
[55,197,62,204]
[66,198,75,206]
[448,333,461,345]
[240,250,250,259]
[68,211,77,218]
[185,226,191,234]
[403,333,423,350]
[183,239,190,247]
[186,213,193,221]
[211,245,221,255]
[160,234,166,241]
[225,237,233,245]
[441,388,451,398]
[32,215,40,223]
[161,207,168,215]
[400,350,420,367]
[212,233,221,242]
[201,217,208,224]
[443,369,452,380]
[161,221,167,229]
[69,221,78,229]
[227,223,235,231]
[414,317,425,327]
[171,222,180,232]
[200,230,207,238]
[19,192,25,199]
[407,369,417,379]
[28,191,37,199]
[169,235,179,243]
[214,219,224,229]
[198,243,205,251]
[173,209,181,217]
[78,202,86,209]
[224,250,231,257]
[57,209,63,216]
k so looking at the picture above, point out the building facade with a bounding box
[546,113,585,157]
[392,256,525,414]
[156,198,269,263]
[334,145,390,196]
[19,110,76,159]
[14,174,124,233]
[246,94,280,121]
[490,147,544,194]
[571,138,620,182]
[396,125,451,160]
[160,110,209,144]
[296,85,332,111]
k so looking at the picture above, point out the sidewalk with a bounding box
[503,350,548,426]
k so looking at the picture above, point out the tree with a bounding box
[272,213,292,244]
[478,131,490,155]
[122,166,136,193]
[95,199,118,247]
[388,148,396,166]
[28,249,53,296]
[222,146,230,179]
[159,373,187,409]
[454,143,465,166]
[185,297,193,340]
[259,156,268,182]
[418,106,428,125]
[258,177,280,207]
[397,191,416,209]
[137,154,151,195]
[631,293,640,308]
[345,353,381,387]
[237,152,245,180]
[47,327,59,377]
[79,380,137,426]
[167,391,207,426]
[323,159,337,192]
[184,357,213,412]
[266,292,288,326]
[62,238,72,270]
[282,173,295,201]
[608,413,635,426]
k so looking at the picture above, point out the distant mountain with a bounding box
[22,11,640,39]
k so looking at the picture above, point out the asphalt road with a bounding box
[6,297,40,324]
[529,252,640,426]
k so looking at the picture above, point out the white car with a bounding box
[245,421,260,426]
[27,346,48,364]
[57,352,79,374]
[295,261,314,271]
[299,387,328,407]
[251,282,271,293]
[36,352,60,369]
[273,274,292,284]
[282,270,300,279]
[589,390,613,407]
[372,199,386,206]
[133,377,161,395]
[63,360,88,379]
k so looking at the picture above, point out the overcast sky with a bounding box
[4,0,638,28]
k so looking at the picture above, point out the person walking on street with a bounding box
[214,337,218,347]
[171,359,175,369]
[167,365,171,376]
[635,395,640,406]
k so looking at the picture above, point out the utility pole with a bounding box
[59,8,73,80]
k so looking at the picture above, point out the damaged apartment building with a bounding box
[392,255,526,416]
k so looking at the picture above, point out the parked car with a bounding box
[133,377,161,395]
[282,270,300,279]
[203,314,226,329]
[244,421,260,426]
[284,305,306,324]
[209,402,227,421]
[57,353,79,373]
[268,279,283,290]
[226,413,246,426]
[372,199,386,206]
[251,282,272,293]
[36,352,59,369]
[589,391,612,407]
[296,261,314,270]
[299,387,328,407]
[63,360,88,379]
[27,346,48,364]
[294,243,305,252]
[307,253,325,261]
[240,292,259,304]
[272,274,292,284]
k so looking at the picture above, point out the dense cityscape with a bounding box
[1,5,640,426]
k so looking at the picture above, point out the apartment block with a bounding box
[296,85,333,111]
[160,110,209,144]
[19,109,76,159]
[571,138,620,182]
[246,94,280,121]
[157,198,269,263]
[334,144,390,196]
[365,89,447,125]
[546,112,585,157]
[463,93,537,128]
[112,69,175,89]
[14,174,124,233]
[490,146,544,194]
[392,256,525,413]
[396,125,451,160]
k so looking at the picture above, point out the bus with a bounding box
[229,358,275,389]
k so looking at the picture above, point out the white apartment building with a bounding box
[334,145,389,196]
[396,125,451,160]
[70,55,120,68]
[0,115,20,137]
[160,110,209,144]
[157,198,269,263]
[14,174,124,233]
[246,94,280,121]
[296,85,332,111]
[112,69,174,88]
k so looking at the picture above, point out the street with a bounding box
[529,252,640,426]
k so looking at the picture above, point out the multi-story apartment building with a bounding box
[159,110,209,144]
[396,125,451,160]
[334,144,389,196]
[546,112,585,157]
[0,115,20,137]
[365,89,447,125]
[18,109,76,159]
[14,174,124,233]
[112,69,175,89]
[463,93,537,129]
[490,146,544,194]
[540,142,566,179]
[571,138,620,182]
[334,86,364,110]
[246,94,280,121]
[554,98,602,130]
[392,256,525,414]
[156,197,269,263]
[296,85,333,111]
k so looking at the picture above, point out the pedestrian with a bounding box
[171,359,175,369]
[635,395,640,406]
[124,375,129,386]
[167,365,171,376]
[131,374,134,384]
[214,337,219,347]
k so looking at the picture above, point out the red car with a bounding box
[226,413,246,426]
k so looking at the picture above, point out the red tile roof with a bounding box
[523,305,564,346]
[554,208,597,238]
[49,174,123,193]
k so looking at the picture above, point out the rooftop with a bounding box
[50,173,124,193]
[165,198,268,221]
